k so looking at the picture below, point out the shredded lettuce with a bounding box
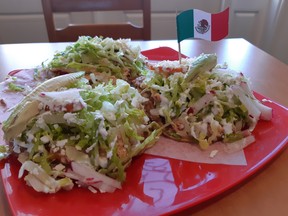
[11,78,160,193]
[140,60,268,149]
[44,36,148,81]
[2,41,272,194]
[8,82,25,92]
[0,145,10,160]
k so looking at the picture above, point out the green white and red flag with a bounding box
[176,8,229,42]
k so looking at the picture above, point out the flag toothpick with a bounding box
[178,42,182,64]
[176,7,230,63]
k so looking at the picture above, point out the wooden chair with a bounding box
[41,0,151,42]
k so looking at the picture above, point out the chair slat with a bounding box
[42,0,151,42]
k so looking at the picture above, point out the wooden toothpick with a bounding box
[178,42,182,64]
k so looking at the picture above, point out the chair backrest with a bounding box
[41,0,151,42]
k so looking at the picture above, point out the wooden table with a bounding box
[0,38,287,216]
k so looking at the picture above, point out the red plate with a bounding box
[1,47,288,216]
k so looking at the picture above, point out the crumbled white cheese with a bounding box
[98,121,108,140]
[221,119,233,135]
[98,156,108,168]
[64,113,83,125]
[52,146,60,153]
[158,94,170,116]
[35,117,49,130]
[54,164,65,171]
[89,73,97,84]
[27,133,35,143]
[56,139,68,148]
[40,135,50,144]
[93,111,108,139]
[101,101,116,121]
[26,144,34,153]
[209,150,219,158]
[131,92,148,108]
[70,135,80,141]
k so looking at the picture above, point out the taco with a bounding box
[43,36,148,84]
[2,72,161,193]
[135,54,272,150]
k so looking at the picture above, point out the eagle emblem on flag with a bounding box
[176,7,229,42]
[195,19,210,34]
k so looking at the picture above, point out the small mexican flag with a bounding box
[176,8,229,42]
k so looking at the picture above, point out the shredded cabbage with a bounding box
[44,36,148,82]
[11,79,160,193]
[1,38,273,194]
[138,59,272,149]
